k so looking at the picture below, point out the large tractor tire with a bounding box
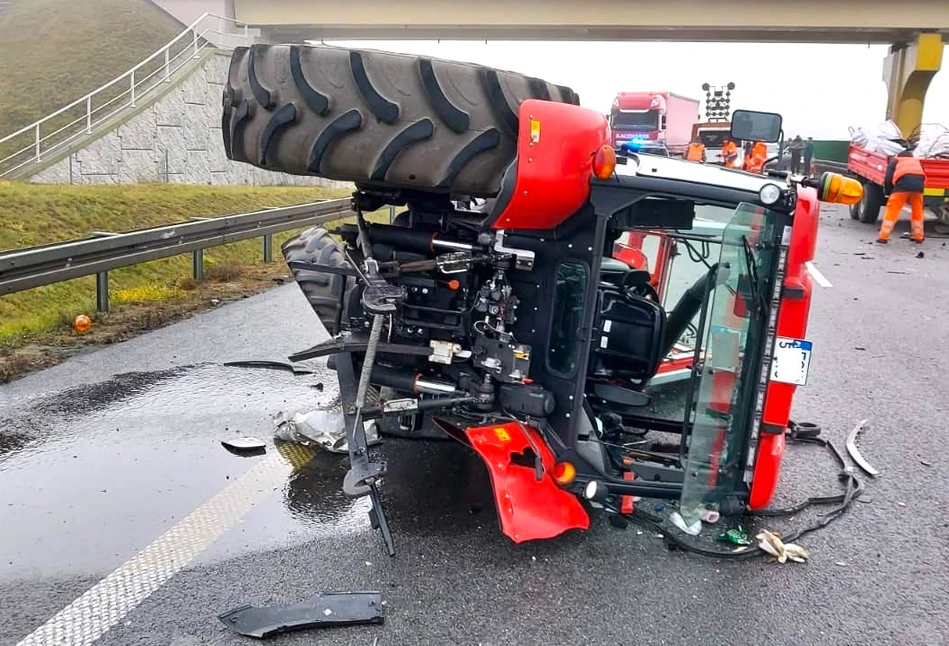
[222,43,580,197]
[281,226,357,336]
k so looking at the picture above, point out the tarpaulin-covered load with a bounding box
[850,120,949,159]
[913,124,949,159]
[849,120,906,156]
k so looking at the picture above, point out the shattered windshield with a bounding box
[677,202,780,526]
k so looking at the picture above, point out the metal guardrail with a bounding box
[0,12,258,178]
[0,198,355,311]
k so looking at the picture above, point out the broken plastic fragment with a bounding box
[669,511,702,536]
[716,526,751,546]
[221,437,267,457]
[218,591,384,639]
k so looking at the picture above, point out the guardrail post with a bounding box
[96,272,109,312]
[244,23,249,46]
[130,71,136,107]
[193,248,204,280]
[34,124,40,162]
[193,30,199,58]
[86,97,92,134]
[389,205,396,223]
[164,49,170,82]
[263,234,273,263]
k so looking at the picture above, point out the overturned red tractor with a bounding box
[222,44,863,554]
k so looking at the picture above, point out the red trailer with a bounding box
[846,143,949,224]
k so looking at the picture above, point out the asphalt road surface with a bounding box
[2,205,948,646]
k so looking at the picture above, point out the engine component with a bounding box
[499,383,556,418]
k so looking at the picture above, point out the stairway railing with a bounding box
[0,12,257,178]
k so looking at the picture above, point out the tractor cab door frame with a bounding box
[676,201,789,523]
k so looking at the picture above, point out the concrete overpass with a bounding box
[231,0,949,44]
[157,0,947,137]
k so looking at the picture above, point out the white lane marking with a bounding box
[15,447,305,646]
[805,261,832,288]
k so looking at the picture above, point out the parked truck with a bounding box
[609,92,701,157]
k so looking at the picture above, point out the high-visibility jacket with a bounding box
[884,155,926,194]
[744,141,769,173]
[721,140,738,164]
[686,143,705,161]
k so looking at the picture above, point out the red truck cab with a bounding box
[609,92,701,157]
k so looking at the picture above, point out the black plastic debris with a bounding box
[219,591,385,639]
[223,360,315,375]
[221,437,267,457]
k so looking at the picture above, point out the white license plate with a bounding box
[770,337,812,386]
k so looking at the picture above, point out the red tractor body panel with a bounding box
[748,184,820,509]
[493,100,610,231]
[465,422,590,543]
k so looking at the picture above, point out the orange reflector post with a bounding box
[818,172,863,205]
[592,145,616,180]
[552,461,577,486]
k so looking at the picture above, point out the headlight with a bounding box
[759,183,782,205]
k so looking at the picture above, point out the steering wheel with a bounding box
[621,269,661,303]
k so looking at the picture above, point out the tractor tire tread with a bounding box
[223,43,580,196]
[281,226,355,334]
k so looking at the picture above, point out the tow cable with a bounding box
[605,421,866,560]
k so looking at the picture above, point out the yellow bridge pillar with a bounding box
[883,33,944,138]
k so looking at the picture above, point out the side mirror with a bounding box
[660,115,667,130]
[730,109,783,143]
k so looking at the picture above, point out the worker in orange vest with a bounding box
[721,139,739,167]
[743,141,768,173]
[877,149,927,244]
[686,139,705,162]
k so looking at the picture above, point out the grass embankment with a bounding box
[0,0,184,160]
[0,181,361,382]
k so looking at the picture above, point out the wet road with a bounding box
[2,205,949,646]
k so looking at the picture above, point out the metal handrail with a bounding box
[0,198,355,298]
[0,12,258,177]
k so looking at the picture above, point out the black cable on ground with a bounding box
[605,422,865,559]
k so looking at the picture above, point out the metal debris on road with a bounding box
[845,419,879,477]
[273,407,380,454]
[218,591,385,639]
[221,436,267,456]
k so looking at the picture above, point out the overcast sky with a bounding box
[324,39,949,140]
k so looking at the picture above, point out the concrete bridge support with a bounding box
[883,33,944,138]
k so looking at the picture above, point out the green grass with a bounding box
[0,181,356,341]
[0,0,185,161]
